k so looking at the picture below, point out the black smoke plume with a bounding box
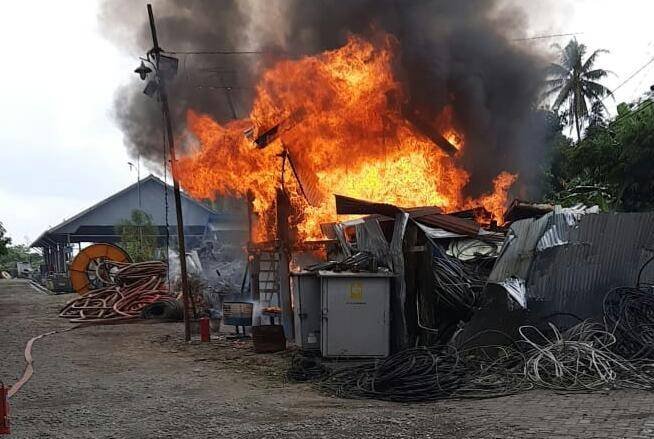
[99,0,549,198]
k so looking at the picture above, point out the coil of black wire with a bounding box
[430,244,483,313]
[603,285,654,359]
[286,352,327,382]
[317,346,467,402]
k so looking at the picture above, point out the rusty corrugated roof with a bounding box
[412,214,481,237]
[335,194,403,217]
[334,194,480,237]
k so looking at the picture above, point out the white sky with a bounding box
[0,0,653,244]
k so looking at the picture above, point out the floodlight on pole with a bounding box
[134,61,152,80]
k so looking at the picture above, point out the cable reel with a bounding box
[69,243,132,295]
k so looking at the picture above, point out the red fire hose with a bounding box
[0,383,9,435]
[1,326,78,435]
[2,261,173,435]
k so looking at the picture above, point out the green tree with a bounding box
[0,244,44,271]
[544,39,612,142]
[115,209,158,262]
[0,222,11,257]
[611,100,654,210]
[546,98,654,211]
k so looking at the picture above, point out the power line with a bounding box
[513,32,583,42]
[162,49,281,55]
[632,41,654,92]
[633,59,654,93]
[610,56,654,96]
[194,85,252,90]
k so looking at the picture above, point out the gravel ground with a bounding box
[2,279,654,438]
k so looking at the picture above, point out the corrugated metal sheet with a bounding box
[488,210,654,317]
[334,195,479,236]
[288,152,324,207]
[413,214,481,237]
[335,195,401,217]
[404,206,444,217]
[355,217,392,269]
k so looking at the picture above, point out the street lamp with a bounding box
[134,61,152,80]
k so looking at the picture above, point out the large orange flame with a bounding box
[176,34,516,242]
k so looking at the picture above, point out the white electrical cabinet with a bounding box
[291,271,321,350]
[318,271,393,358]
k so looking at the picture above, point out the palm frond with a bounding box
[542,85,564,102]
[563,39,585,71]
[582,49,609,72]
[544,78,567,88]
[583,80,613,99]
[583,69,610,81]
[546,62,570,77]
[553,81,573,109]
[592,98,610,115]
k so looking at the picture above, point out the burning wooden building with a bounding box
[164,34,526,354]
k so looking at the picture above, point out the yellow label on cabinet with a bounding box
[349,282,363,301]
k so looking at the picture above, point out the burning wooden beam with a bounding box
[404,111,459,156]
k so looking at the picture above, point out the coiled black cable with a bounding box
[286,352,327,382]
[604,285,654,358]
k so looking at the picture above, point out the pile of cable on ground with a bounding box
[519,321,654,391]
[286,352,327,382]
[315,344,531,402]
[59,261,177,323]
[603,285,654,359]
[316,346,465,401]
[314,320,654,402]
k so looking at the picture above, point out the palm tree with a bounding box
[544,39,612,142]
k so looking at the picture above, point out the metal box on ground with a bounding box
[291,271,321,350]
[318,271,393,358]
[222,301,253,326]
[46,273,72,293]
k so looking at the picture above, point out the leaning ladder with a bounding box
[258,251,280,307]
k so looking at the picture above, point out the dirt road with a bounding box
[2,279,654,438]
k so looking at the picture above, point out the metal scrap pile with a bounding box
[59,261,177,323]
[314,279,654,401]
[312,258,654,401]
[305,251,381,273]
[286,198,654,401]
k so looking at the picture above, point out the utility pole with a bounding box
[137,153,141,209]
[146,4,192,341]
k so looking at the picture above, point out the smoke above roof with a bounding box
[99,0,550,198]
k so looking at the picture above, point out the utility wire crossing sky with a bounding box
[0,0,652,244]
